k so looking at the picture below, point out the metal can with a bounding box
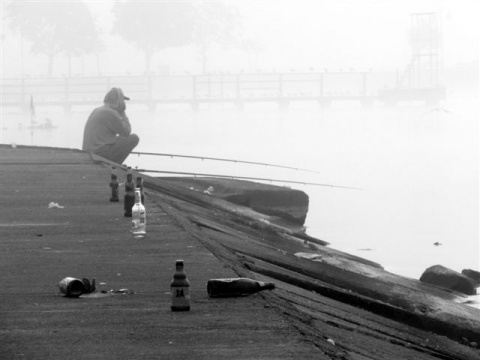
[58,277,85,297]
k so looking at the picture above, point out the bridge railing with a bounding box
[2,71,439,111]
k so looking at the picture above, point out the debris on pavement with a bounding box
[101,288,136,295]
[48,202,65,209]
[203,186,214,195]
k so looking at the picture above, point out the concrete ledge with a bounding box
[159,177,309,226]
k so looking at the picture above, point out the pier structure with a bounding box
[1,69,444,113]
[379,12,444,105]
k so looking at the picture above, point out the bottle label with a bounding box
[171,286,190,308]
[131,219,139,230]
[132,208,146,233]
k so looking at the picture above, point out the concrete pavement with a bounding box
[0,145,319,359]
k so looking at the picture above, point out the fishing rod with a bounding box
[135,168,362,190]
[131,151,320,174]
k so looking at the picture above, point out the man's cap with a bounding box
[104,87,130,104]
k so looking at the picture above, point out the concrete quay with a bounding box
[1,145,479,360]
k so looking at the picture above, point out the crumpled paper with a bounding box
[204,186,214,195]
[48,202,65,209]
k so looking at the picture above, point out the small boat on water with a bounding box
[28,118,57,130]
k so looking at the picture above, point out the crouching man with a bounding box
[82,87,139,164]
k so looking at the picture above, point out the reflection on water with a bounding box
[1,97,478,290]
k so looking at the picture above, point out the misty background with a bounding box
[1,0,479,77]
[1,0,479,292]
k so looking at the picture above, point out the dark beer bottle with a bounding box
[109,167,119,202]
[124,167,135,217]
[207,278,275,298]
[171,260,190,311]
[136,176,145,204]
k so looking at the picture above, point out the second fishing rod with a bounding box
[129,151,361,190]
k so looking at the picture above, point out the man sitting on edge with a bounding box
[82,87,139,164]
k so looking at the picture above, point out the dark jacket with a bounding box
[82,88,131,154]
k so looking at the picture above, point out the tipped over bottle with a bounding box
[207,278,275,298]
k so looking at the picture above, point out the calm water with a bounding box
[1,95,479,302]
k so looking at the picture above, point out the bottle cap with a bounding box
[265,283,276,290]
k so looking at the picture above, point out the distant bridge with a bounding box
[1,72,445,112]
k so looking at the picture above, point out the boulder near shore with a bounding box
[420,265,477,296]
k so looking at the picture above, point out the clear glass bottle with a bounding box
[124,167,135,217]
[171,260,190,311]
[109,166,119,202]
[131,188,146,239]
[207,278,275,298]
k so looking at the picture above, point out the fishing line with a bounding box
[135,168,362,190]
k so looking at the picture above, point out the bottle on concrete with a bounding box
[131,188,146,239]
[207,278,275,298]
[124,167,135,217]
[109,166,119,202]
[136,176,145,204]
[171,260,190,311]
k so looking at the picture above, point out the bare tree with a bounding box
[191,2,241,74]
[239,39,265,73]
[7,0,103,77]
[112,1,194,74]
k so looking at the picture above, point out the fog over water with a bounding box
[1,1,479,301]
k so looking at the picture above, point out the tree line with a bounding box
[5,0,260,76]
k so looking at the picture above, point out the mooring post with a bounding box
[319,72,324,97]
[277,73,289,109]
[236,74,240,99]
[191,75,199,111]
[279,73,283,98]
[147,75,153,103]
[235,74,244,110]
[21,78,26,112]
[361,72,373,107]
[64,77,69,104]
[362,72,367,97]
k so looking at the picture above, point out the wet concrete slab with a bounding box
[0,146,320,359]
[1,145,479,360]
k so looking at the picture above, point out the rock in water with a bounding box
[420,265,476,295]
[462,269,480,287]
